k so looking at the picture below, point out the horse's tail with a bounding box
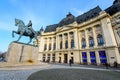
[33,31,38,39]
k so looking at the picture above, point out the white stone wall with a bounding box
[37,11,120,65]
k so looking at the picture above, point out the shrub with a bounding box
[27,60,34,63]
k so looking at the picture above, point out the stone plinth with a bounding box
[5,42,38,63]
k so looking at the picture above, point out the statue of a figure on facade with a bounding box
[112,17,120,37]
[12,18,38,46]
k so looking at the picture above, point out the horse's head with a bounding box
[15,18,25,27]
[15,18,20,26]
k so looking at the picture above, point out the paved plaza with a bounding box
[28,69,120,80]
[0,63,120,80]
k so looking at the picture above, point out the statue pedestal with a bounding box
[5,42,38,63]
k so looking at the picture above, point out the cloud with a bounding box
[71,8,85,16]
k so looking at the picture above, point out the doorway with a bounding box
[71,57,74,64]
[59,57,61,63]
[99,51,107,64]
[90,51,96,64]
[64,54,68,63]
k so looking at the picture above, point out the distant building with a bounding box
[35,0,120,65]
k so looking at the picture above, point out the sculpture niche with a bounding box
[12,18,38,46]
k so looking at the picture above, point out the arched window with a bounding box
[65,40,68,49]
[82,38,86,48]
[89,37,94,47]
[44,44,47,51]
[60,41,62,49]
[71,39,74,48]
[53,43,56,50]
[97,34,104,46]
[49,43,51,50]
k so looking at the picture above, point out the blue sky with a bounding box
[0,0,114,52]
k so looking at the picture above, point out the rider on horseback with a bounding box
[26,20,35,34]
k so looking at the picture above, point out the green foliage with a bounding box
[27,60,34,63]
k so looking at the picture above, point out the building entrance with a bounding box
[59,57,61,63]
[82,52,87,63]
[99,51,107,64]
[64,54,68,63]
[90,52,96,64]
[71,57,74,63]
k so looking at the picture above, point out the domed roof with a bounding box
[105,0,120,15]
[76,6,102,24]
[113,0,120,4]
[58,12,76,27]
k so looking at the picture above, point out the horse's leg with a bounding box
[16,32,23,42]
[12,31,18,37]
[27,37,32,44]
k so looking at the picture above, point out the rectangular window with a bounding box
[53,43,56,50]
[82,41,86,48]
[52,54,55,62]
[90,52,96,64]
[42,54,46,62]
[44,44,47,51]
[71,40,74,48]
[82,52,87,63]
[99,51,107,63]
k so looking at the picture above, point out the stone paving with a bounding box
[28,69,120,80]
[0,63,120,80]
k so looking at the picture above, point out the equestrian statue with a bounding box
[12,18,38,46]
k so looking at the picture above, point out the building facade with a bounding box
[35,0,120,65]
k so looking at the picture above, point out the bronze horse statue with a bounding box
[12,18,38,46]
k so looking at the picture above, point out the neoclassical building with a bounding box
[35,0,120,65]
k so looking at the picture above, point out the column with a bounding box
[56,35,59,50]
[79,32,82,49]
[68,32,71,49]
[74,30,79,49]
[92,27,98,47]
[101,17,117,46]
[51,37,54,50]
[80,52,83,64]
[68,52,70,63]
[47,38,49,51]
[87,51,91,65]
[55,52,59,63]
[61,53,64,63]
[50,53,52,62]
[95,51,100,65]
[62,34,65,49]
[85,29,89,48]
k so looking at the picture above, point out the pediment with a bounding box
[56,26,72,33]
[56,22,78,33]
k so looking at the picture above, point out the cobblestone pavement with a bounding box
[0,64,120,80]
